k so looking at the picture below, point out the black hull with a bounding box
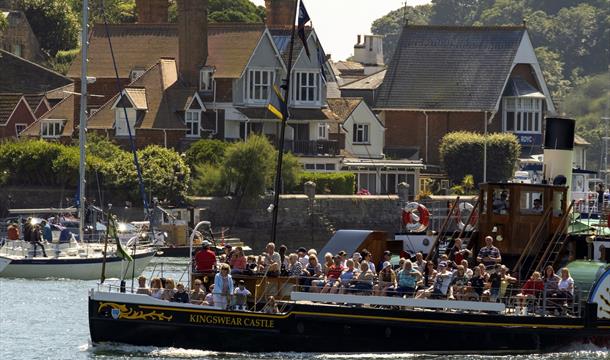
[88,296,610,353]
[155,246,191,257]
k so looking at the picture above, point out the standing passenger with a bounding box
[213,264,234,309]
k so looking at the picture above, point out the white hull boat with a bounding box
[0,241,157,280]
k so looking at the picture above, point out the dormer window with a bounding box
[200,67,215,92]
[292,71,320,105]
[115,107,137,136]
[185,92,205,138]
[41,119,64,138]
[246,69,274,104]
[130,69,145,82]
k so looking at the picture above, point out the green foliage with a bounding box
[16,0,79,56]
[450,174,476,195]
[47,48,80,75]
[0,138,190,203]
[278,152,302,193]
[371,0,610,103]
[0,12,7,34]
[298,172,356,195]
[439,132,521,185]
[191,163,225,197]
[184,139,229,169]
[221,134,276,198]
[168,0,264,23]
[562,72,610,172]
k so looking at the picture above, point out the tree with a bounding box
[429,0,481,25]
[16,0,79,56]
[439,132,521,185]
[168,0,264,23]
[535,47,571,100]
[184,139,229,169]
[0,12,7,34]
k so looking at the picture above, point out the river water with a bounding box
[0,258,608,360]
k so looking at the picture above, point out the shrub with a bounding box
[191,163,225,196]
[299,172,356,195]
[439,132,521,185]
[278,152,302,193]
[184,139,229,169]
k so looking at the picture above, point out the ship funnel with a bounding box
[543,117,575,202]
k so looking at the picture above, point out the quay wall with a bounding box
[0,187,409,252]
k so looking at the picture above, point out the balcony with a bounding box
[283,139,339,156]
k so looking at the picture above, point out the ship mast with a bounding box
[78,0,89,243]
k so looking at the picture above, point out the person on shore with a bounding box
[173,283,190,303]
[194,241,216,273]
[136,275,152,295]
[190,279,206,305]
[213,264,234,309]
[477,236,502,269]
[234,280,251,310]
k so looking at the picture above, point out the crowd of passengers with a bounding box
[136,236,575,314]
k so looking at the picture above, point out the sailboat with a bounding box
[0,2,157,280]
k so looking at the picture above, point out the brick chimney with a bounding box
[264,0,297,29]
[177,0,208,87]
[136,0,169,23]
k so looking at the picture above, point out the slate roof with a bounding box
[270,27,311,65]
[0,50,72,93]
[68,23,265,79]
[0,93,23,125]
[375,25,526,111]
[341,70,386,90]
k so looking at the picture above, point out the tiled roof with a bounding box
[0,93,23,125]
[341,70,386,90]
[270,27,312,65]
[375,25,525,111]
[87,59,188,131]
[123,88,148,110]
[68,23,265,79]
[0,50,72,93]
[21,94,75,137]
[326,98,362,122]
[23,94,45,111]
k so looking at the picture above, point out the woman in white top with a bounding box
[557,267,574,298]
[150,277,163,299]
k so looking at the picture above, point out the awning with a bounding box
[342,158,425,169]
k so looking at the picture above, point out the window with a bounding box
[317,123,327,139]
[200,67,214,92]
[246,69,274,103]
[304,164,315,170]
[15,123,26,137]
[520,191,544,214]
[293,71,319,104]
[353,124,369,143]
[12,44,22,57]
[503,97,542,133]
[41,120,64,138]
[115,108,136,136]
[185,110,200,137]
[130,70,145,82]
[325,164,336,171]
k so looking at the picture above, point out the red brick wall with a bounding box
[265,0,296,28]
[383,110,501,165]
[0,99,36,138]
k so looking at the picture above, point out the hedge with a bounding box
[439,132,521,185]
[298,171,356,195]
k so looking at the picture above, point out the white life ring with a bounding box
[401,202,430,232]
[456,202,478,231]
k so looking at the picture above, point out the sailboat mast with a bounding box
[78,0,89,243]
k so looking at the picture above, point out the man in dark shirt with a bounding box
[194,241,216,272]
[30,223,47,257]
[172,283,190,303]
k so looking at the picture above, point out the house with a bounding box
[375,25,555,168]
[0,49,72,138]
[573,134,591,170]
[0,9,44,62]
[339,69,386,107]
[332,34,386,86]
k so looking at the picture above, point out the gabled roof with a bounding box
[326,98,362,123]
[269,27,312,65]
[0,94,24,125]
[375,25,526,111]
[341,70,386,90]
[68,23,265,79]
[20,94,75,137]
[87,58,190,131]
[0,50,72,93]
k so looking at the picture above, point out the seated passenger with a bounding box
[286,253,303,277]
[161,278,176,301]
[361,249,376,274]
[466,266,485,300]
[450,265,469,300]
[243,255,258,275]
[263,242,281,276]
[297,247,309,267]
[543,265,561,299]
[532,198,543,213]
[234,280,251,310]
[515,271,543,313]
[492,191,509,213]
[414,252,426,271]
[194,241,217,273]
[555,267,574,303]
[136,275,151,295]
[374,261,396,297]
[263,296,279,314]
[320,255,345,293]
[204,285,215,306]
[422,261,437,287]
[150,277,163,299]
[7,223,20,240]
[351,262,374,294]
[173,283,190,303]
[487,264,503,302]
[396,259,421,298]
[190,279,206,305]
[229,246,247,274]
[418,262,452,299]
[303,254,324,291]
[336,259,356,294]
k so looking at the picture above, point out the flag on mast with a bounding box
[298,0,311,59]
[267,84,287,121]
[107,215,133,261]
